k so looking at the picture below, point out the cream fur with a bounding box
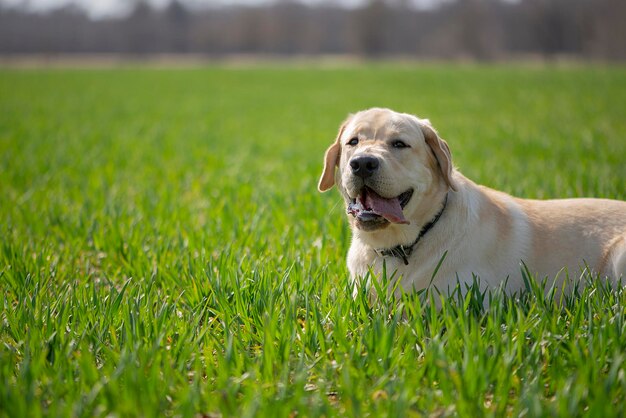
[319,108,626,296]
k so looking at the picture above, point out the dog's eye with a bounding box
[347,137,359,146]
[392,140,409,149]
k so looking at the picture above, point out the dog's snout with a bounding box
[350,155,380,178]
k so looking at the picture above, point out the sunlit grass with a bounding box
[1,64,625,416]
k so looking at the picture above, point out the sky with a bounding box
[0,0,436,19]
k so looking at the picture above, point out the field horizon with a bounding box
[1,64,625,416]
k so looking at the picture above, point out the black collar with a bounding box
[375,193,449,265]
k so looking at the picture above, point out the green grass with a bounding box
[1,64,626,417]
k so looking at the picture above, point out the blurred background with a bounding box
[1,0,625,61]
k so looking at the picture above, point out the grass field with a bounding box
[1,64,626,417]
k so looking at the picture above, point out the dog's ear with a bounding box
[420,120,457,191]
[318,116,351,192]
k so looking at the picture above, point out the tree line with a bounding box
[1,0,624,61]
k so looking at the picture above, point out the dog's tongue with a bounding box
[362,189,409,224]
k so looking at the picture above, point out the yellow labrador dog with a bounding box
[319,108,626,296]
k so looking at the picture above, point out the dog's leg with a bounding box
[609,235,626,283]
[614,239,626,282]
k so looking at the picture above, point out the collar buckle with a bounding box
[374,193,449,266]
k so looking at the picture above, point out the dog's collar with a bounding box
[375,193,449,265]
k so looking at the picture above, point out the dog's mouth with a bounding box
[347,187,413,227]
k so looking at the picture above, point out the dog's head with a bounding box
[318,108,456,232]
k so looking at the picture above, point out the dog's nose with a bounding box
[350,155,379,178]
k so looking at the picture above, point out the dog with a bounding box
[318,108,626,297]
